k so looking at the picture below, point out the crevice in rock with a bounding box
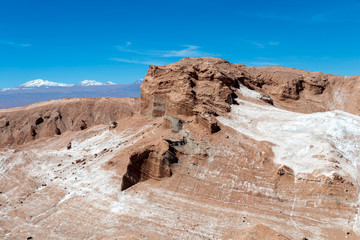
[54,113,62,121]
[225,92,239,105]
[232,79,240,89]
[189,72,198,81]
[30,126,37,137]
[110,121,118,129]
[165,138,186,147]
[210,122,221,133]
[35,117,44,125]
[80,120,87,130]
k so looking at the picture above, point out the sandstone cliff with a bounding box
[142,57,360,117]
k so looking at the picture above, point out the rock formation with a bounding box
[0,97,139,147]
[0,57,360,240]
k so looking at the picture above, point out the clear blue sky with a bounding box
[0,0,359,88]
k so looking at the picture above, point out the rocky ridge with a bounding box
[0,97,139,147]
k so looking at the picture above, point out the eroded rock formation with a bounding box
[0,57,360,240]
[121,140,178,191]
[0,97,139,147]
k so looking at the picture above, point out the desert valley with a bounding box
[0,57,360,239]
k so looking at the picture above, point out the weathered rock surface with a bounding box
[141,57,360,134]
[0,97,139,147]
[242,65,360,114]
[228,224,290,240]
[0,57,360,240]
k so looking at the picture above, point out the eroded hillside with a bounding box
[0,57,359,240]
[0,97,139,147]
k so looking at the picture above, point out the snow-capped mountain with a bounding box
[18,79,74,88]
[77,80,116,86]
[1,79,122,91]
[0,79,141,109]
[134,79,143,84]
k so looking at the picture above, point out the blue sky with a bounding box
[0,0,359,88]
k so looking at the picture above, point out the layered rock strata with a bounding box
[0,57,359,240]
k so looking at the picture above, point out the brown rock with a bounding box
[229,224,290,240]
[141,57,360,135]
[0,57,359,240]
[0,97,139,147]
[121,140,178,191]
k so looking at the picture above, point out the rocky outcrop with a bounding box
[135,57,360,239]
[141,57,360,123]
[0,97,139,147]
[141,57,241,133]
[242,66,360,114]
[121,140,178,191]
[1,57,360,240]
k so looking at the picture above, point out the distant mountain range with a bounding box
[0,79,142,109]
[2,79,122,91]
